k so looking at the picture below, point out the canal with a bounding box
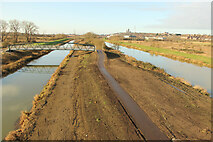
[2,42,73,138]
[105,42,211,95]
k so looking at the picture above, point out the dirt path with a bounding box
[27,51,141,140]
[97,50,169,140]
[104,50,211,140]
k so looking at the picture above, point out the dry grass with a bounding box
[175,77,192,86]
[107,40,212,68]
[193,85,208,95]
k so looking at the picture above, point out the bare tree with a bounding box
[22,21,38,42]
[0,20,9,42]
[9,19,20,43]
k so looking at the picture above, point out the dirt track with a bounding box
[5,46,211,140]
[104,50,211,140]
[97,49,168,140]
[26,51,141,140]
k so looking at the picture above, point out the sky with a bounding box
[0,1,211,35]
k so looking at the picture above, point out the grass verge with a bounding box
[106,40,211,68]
[104,48,209,96]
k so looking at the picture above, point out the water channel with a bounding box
[105,42,211,95]
[1,41,211,138]
[1,42,73,138]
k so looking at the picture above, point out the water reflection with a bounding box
[105,42,211,94]
[2,50,70,138]
[19,65,58,74]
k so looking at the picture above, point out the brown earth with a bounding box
[104,49,211,140]
[5,37,211,140]
[29,51,140,140]
[6,51,141,140]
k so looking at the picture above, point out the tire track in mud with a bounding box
[97,49,169,141]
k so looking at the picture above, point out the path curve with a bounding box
[97,50,169,141]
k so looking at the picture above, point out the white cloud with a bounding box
[146,2,211,30]
[3,84,20,97]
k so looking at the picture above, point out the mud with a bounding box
[104,48,211,140]
[5,38,211,141]
[5,51,141,140]
[97,49,169,140]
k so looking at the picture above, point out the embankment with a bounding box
[5,50,75,140]
[103,47,211,140]
[5,50,141,140]
[1,39,71,78]
[106,40,212,68]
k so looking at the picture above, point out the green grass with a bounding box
[107,40,211,65]
[31,38,69,46]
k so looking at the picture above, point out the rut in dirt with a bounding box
[97,50,169,141]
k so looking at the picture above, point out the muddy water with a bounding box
[1,48,71,138]
[105,42,211,94]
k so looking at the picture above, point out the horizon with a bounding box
[1,2,211,35]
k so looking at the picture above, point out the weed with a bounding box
[96,118,101,123]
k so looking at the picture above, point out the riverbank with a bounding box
[1,38,72,78]
[106,40,212,68]
[103,47,211,140]
[5,50,141,140]
[5,37,211,140]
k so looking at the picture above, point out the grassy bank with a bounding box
[29,38,70,46]
[5,50,74,140]
[106,40,211,68]
[103,48,211,140]
[103,47,209,96]
[1,38,71,78]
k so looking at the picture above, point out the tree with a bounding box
[22,21,38,42]
[9,19,20,43]
[84,32,97,38]
[0,20,9,42]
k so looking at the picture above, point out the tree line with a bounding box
[0,19,38,43]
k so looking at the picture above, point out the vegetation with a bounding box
[1,38,71,77]
[30,38,70,46]
[80,32,106,50]
[22,21,38,43]
[9,20,21,43]
[106,40,211,67]
[0,19,69,47]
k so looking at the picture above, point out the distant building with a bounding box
[145,36,166,40]
[126,29,131,33]
[123,35,136,40]
[156,37,166,40]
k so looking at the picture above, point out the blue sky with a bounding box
[1,2,211,34]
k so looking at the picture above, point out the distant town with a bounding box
[67,29,211,42]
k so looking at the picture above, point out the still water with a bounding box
[2,49,70,138]
[105,42,211,94]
